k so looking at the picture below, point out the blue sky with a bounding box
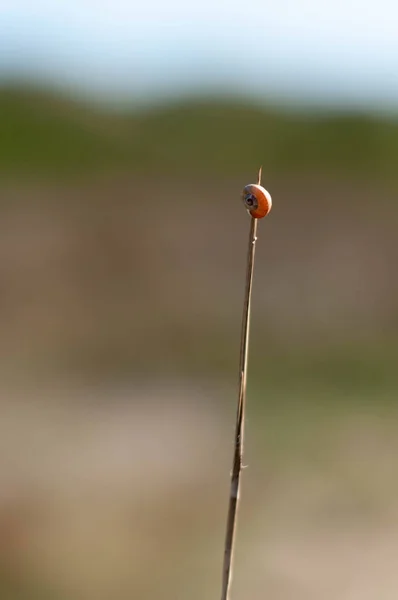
[1,0,398,111]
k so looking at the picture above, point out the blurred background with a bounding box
[1,1,398,598]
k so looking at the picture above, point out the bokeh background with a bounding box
[1,1,398,598]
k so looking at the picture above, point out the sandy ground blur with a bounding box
[0,174,397,381]
[0,175,397,598]
[1,381,398,599]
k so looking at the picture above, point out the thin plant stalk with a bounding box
[220,209,259,600]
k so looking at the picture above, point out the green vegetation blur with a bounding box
[2,85,398,180]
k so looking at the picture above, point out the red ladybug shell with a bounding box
[242,184,272,219]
